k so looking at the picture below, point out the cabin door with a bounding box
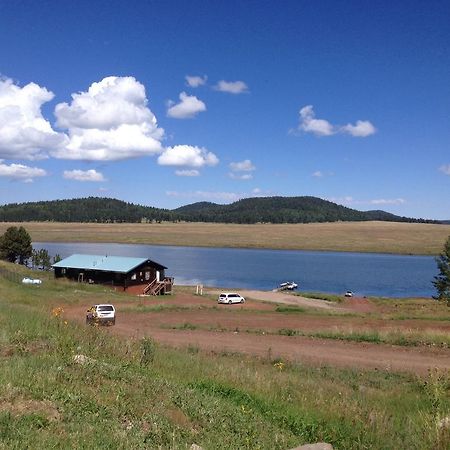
[156,270,160,282]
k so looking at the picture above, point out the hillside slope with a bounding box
[0,196,433,224]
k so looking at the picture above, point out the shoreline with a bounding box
[1,220,449,256]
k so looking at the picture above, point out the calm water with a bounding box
[34,242,438,298]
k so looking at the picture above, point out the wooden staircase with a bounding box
[143,277,173,295]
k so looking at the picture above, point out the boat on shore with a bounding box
[278,281,298,291]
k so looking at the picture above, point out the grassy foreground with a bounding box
[0,262,449,449]
[1,221,449,255]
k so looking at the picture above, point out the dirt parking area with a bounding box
[62,289,450,376]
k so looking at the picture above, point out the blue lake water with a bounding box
[34,242,438,298]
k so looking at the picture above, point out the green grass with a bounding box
[0,262,449,449]
[1,220,449,254]
[299,292,346,303]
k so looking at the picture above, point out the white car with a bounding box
[86,304,116,325]
[218,292,245,304]
[22,277,42,285]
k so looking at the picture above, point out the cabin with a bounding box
[52,254,173,295]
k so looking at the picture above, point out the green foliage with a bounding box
[0,196,433,224]
[31,248,52,270]
[52,253,62,264]
[140,337,156,366]
[0,226,33,264]
[433,236,450,305]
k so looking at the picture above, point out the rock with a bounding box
[73,354,96,365]
[289,443,333,450]
[190,445,204,450]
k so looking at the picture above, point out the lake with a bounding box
[33,242,438,298]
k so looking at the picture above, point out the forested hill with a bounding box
[0,198,173,223]
[0,196,435,224]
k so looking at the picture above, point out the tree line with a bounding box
[0,196,438,224]
[0,226,60,270]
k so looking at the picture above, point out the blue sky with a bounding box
[0,0,448,219]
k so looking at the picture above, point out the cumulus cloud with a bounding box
[298,105,334,136]
[229,173,253,180]
[215,80,249,94]
[53,76,164,161]
[185,75,207,88]
[0,78,66,160]
[439,164,450,175]
[167,92,206,119]
[228,159,255,180]
[229,159,255,172]
[297,105,376,138]
[158,145,219,168]
[342,120,376,137]
[0,160,47,182]
[63,169,106,182]
[175,169,200,177]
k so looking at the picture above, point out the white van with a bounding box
[218,292,245,304]
[86,304,116,325]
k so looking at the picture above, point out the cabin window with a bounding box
[145,271,150,280]
[131,273,137,280]
[61,268,66,274]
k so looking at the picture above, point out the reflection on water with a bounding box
[34,242,437,298]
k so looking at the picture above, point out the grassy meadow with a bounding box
[1,261,449,449]
[1,221,449,255]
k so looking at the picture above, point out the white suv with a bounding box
[86,304,116,325]
[218,293,245,304]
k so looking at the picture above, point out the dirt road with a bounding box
[62,290,450,376]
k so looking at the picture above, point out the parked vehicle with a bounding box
[278,281,298,291]
[218,292,245,304]
[345,291,354,297]
[22,277,42,285]
[86,304,116,325]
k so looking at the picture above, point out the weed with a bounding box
[140,337,156,366]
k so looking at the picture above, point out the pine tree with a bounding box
[0,226,33,265]
[433,236,450,306]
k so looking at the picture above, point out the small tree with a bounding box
[433,236,450,306]
[0,226,33,265]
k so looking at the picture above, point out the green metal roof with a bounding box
[52,254,167,273]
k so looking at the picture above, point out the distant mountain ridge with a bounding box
[0,196,438,224]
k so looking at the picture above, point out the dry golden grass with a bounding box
[1,220,449,255]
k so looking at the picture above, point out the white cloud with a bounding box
[166,190,241,202]
[0,160,47,182]
[185,75,207,88]
[167,92,206,119]
[53,76,164,161]
[229,173,253,180]
[298,105,334,136]
[298,105,376,138]
[439,164,450,175]
[215,80,249,94]
[327,196,405,206]
[63,169,106,182]
[0,78,67,160]
[175,169,200,177]
[312,171,323,177]
[342,120,376,137]
[158,145,219,168]
[369,198,405,205]
[166,187,271,203]
[229,159,255,172]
